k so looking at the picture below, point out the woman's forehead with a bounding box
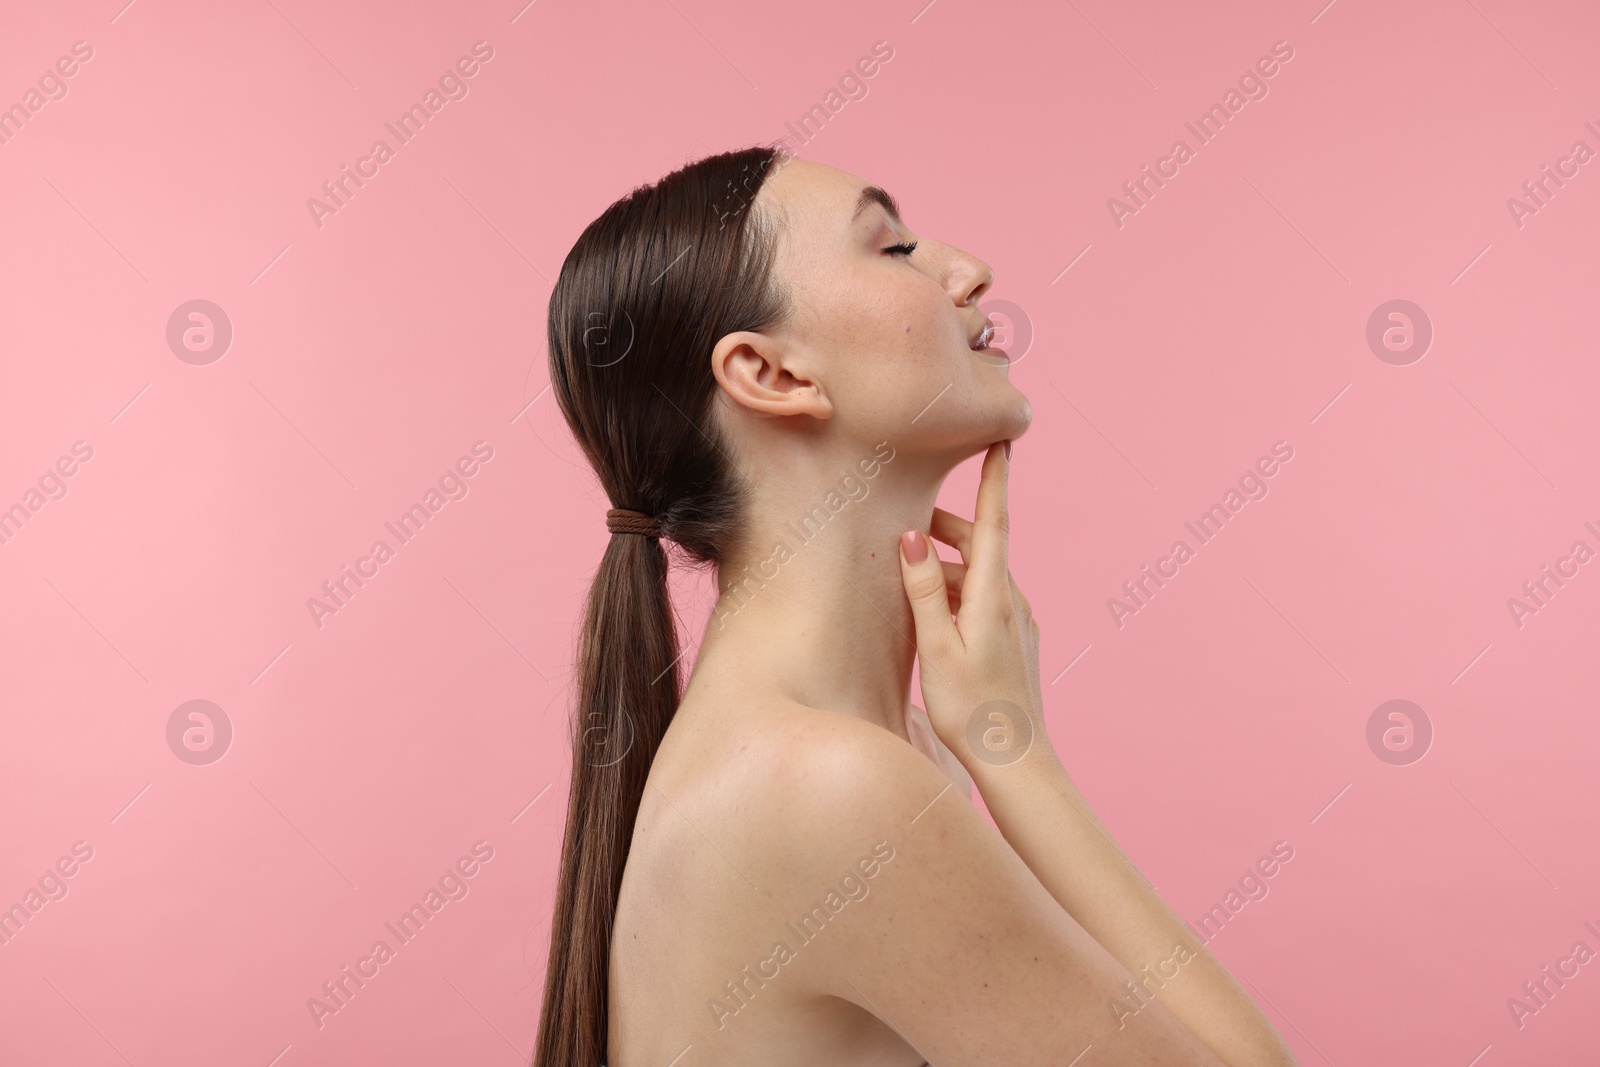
[761,160,875,223]
[758,161,898,260]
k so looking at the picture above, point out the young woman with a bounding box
[535,145,1298,1067]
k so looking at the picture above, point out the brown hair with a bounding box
[534,145,791,1066]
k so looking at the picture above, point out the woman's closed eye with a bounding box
[883,240,919,257]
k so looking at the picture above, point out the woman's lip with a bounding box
[972,341,1011,364]
[969,322,1009,363]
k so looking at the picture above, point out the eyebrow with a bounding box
[851,185,902,226]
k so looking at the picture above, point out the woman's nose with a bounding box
[949,252,994,308]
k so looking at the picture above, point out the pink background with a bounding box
[3,0,1598,1063]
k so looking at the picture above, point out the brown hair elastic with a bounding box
[605,508,662,538]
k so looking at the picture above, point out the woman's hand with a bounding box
[896,441,1058,778]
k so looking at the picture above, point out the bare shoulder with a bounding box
[713,702,960,849]
[722,699,1018,892]
[745,702,945,792]
[687,702,1223,1066]
[657,700,975,914]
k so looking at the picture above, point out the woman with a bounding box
[536,145,1298,1067]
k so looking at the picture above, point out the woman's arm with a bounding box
[896,442,1297,1067]
[747,711,1237,1067]
[969,752,1298,1067]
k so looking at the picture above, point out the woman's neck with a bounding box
[690,450,946,740]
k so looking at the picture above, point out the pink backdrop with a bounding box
[3,0,1598,1063]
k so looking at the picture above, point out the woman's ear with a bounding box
[710,330,833,421]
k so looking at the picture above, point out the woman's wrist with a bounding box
[948,696,1065,784]
[960,734,1072,802]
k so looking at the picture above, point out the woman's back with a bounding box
[607,695,943,1067]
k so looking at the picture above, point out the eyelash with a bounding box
[883,240,918,257]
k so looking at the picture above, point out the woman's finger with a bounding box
[943,559,967,615]
[1008,571,1032,622]
[930,507,973,563]
[897,529,963,658]
[930,507,1013,617]
[962,441,1012,612]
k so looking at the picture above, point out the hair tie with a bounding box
[606,508,662,538]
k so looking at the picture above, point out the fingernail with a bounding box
[901,529,927,564]
[1004,440,1012,461]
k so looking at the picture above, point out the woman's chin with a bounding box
[951,408,1032,461]
[995,389,1032,441]
[902,388,1032,464]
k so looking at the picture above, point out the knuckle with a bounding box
[991,595,1016,624]
[907,572,947,606]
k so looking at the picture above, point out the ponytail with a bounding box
[534,530,678,1066]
